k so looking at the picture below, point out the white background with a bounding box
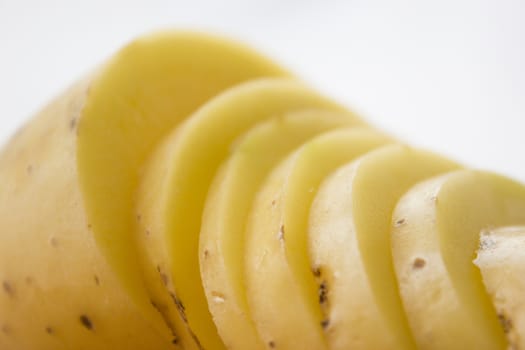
[0,0,524,181]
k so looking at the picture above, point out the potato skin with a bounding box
[0,80,174,350]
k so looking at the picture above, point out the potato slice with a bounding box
[76,31,288,342]
[308,144,460,350]
[475,226,525,350]
[0,81,173,350]
[136,80,362,350]
[245,128,393,349]
[199,111,363,349]
[392,171,525,349]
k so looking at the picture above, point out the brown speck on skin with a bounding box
[321,319,330,330]
[2,281,14,297]
[268,341,276,348]
[27,165,33,175]
[412,257,426,269]
[498,312,513,334]
[94,275,100,286]
[319,281,328,304]
[145,229,151,236]
[136,214,141,222]
[25,276,33,285]
[69,117,77,131]
[277,225,285,241]
[204,249,209,259]
[312,266,322,278]
[172,337,179,345]
[45,326,54,335]
[1,324,11,335]
[79,315,94,331]
[87,224,92,230]
[49,237,59,247]
[170,293,187,323]
[157,266,169,286]
[271,199,276,206]
[395,218,406,227]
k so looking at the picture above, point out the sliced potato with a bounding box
[308,144,460,350]
[136,79,362,350]
[245,128,393,349]
[392,170,525,349]
[200,111,362,350]
[475,226,525,350]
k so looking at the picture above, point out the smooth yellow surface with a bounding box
[0,81,173,350]
[245,128,392,350]
[392,170,525,349]
[308,144,459,350]
[77,30,289,342]
[475,226,525,349]
[136,79,358,350]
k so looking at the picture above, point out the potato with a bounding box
[475,226,525,350]
[308,144,460,350]
[0,30,288,349]
[3,28,525,350]
[245,128,392,349]
[392,171,525,350]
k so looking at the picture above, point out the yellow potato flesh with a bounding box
[76,30,289,342]
[308,145,460,350]
[0,81,173,350]
[200,112,362,350]
[136,79,358,350]
[392,170,525,349]
[475,226,525,350]
[77,32,287,340]
[245,128,392,349]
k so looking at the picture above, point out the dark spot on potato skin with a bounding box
[1,324,11,335]
[69,118,77,131]
[312,266,322,278]
[94,275,100,286]
[395,218,406,227]
[50,237,59,247]
[26,165,33,175]
[79,315,94,331]
[25,276,34,285]
[2,281,14,297]
[203,250,209,259]
[157,266,169,286]
[45,326,54,335]
[268,340,276,348]
[498,312,513,334]
[319,281,328,304]
[412,257,426,269]
[321,319,330,329]
[170,293,187,323]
